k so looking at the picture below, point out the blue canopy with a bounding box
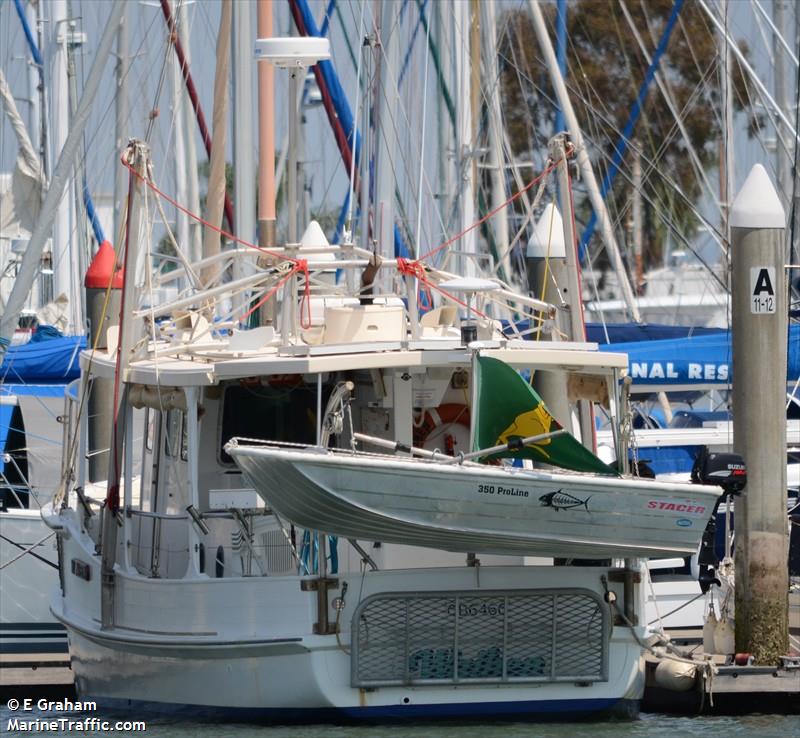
[599,324,800,388]
[0,335,84,383]
[0,332,82,474]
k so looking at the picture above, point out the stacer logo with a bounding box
[647,500,707,516]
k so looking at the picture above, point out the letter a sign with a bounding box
[750,266,776,314]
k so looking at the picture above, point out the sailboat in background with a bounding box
[0,0,124,658]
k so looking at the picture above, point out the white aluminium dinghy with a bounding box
[228,441,724,559]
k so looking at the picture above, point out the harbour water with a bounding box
[2,705,797,737]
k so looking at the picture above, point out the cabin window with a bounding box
[219,379,324,465]
[144,409,155,452]
[165,409,183,459]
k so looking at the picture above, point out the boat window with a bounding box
[144,408,155,452]
[180,415,188,462]
[219,380,323,465]
[165,409,183,459]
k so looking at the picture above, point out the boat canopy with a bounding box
[599,324,800,390]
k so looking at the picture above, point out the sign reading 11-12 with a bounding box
[750,266,776,314]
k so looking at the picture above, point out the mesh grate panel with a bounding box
[506,594,553,678]
[356,598,407,683]
[554,594,605,679]
[352,588,608,687]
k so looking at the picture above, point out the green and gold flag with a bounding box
[474,356,618,475]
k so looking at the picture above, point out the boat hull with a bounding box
[51,510,644,722]
[0,509,67,654]
[230,444,721,559]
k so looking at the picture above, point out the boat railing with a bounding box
[126,508,189,579]
[60,378,82,486]
[125,506,299,579]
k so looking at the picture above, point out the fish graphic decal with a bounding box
[539,489,591,512]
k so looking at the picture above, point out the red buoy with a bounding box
[84,240,124,289]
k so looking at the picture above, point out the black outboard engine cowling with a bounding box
[691,448,747,592]
[691,450,747,495]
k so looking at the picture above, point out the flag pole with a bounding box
[469,348,479,452]
[353,430,567,465]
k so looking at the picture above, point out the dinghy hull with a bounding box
[229,443,721,559]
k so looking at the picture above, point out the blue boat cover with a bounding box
[599,324,800,386]
[0,335,84,383]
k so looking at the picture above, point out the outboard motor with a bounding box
[691,449,747,592]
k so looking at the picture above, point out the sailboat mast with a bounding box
[482,0,511,283]
[773,0,791,202]
[375,1,399,270]
[201,0,232,285]
[233,0,255,244]
[49,0,79,332]
[65,1,89,324]
[454,0,476,277]
[257,0,276,251]
[177,1,202,265]
[528,0,641,323]
[100,138,149,628]
[0,0,126,357]
[550,134,593,450]
[720,0,735,254]
[171,36,190,264]
[114,11,129,247]
[232,0,256,316]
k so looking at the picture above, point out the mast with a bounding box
[257,0,276,251]
[201,0,232,285]
[114,10,129,246]
[65,1,89,324]
[550,134,593,449]
[233,0,256,315]
[528,0,641,323]
[453,0,476,277]
[49,0,79,332]
[100,139,149,628]
[256,0,276,326]
[554,0,567,135]
[374,1,400,270]
[23,1,42,168]
[482,0,511,283]
[773,0,791,203]
[0,0,126,358]
[720,0,735,255]
[170,30,190,265]
[434,0,454,247]
[632,142,643,292]
[177,1,202,265]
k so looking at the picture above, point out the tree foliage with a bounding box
[498,0,754,269]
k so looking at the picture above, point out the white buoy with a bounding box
[654,659,697,692]
[714,618,736,656]
[702,608,718,654]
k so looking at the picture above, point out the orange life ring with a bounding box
[413,403,470,456]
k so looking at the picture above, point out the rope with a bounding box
[418,159,559,263]
[396,258,487,319]
[239,260,311,330]
[119,152,292,265]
